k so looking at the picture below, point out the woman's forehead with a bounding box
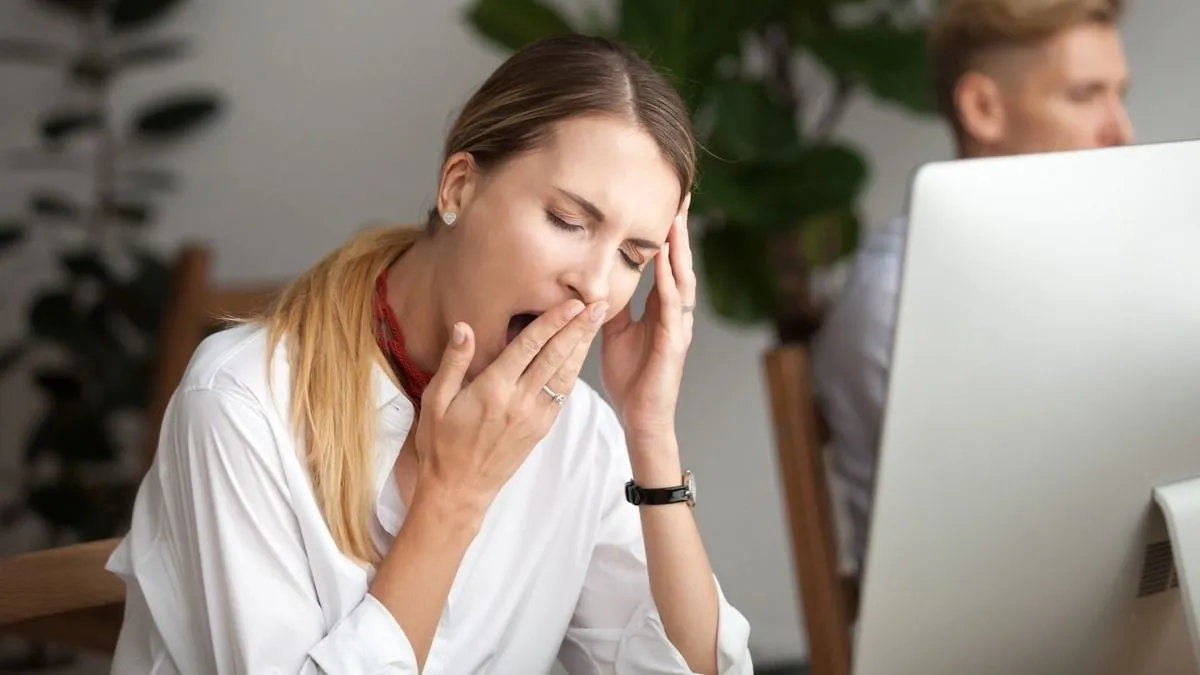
[505,117,681,230]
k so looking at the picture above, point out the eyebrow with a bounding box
[555,187,661,251]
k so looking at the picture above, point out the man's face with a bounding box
[971,21,1134,155]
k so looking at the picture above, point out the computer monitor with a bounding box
[852,139,1200,675]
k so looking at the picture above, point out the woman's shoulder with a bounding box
[174,322,288,415]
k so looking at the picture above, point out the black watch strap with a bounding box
[624,470,696,507]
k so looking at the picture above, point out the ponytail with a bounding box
[259,224,424,565]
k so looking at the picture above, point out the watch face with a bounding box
[685,471,696,506]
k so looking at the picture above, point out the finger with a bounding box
[671,214,697,310]
[421,321,475,415]
[520,300,606,391]
[543,323,601,402]
[491,299,585,378]
[669,221,697,340]
[655,242,682,333]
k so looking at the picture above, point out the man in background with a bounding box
[812,0,1134,579]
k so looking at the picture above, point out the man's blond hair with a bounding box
[930,0,1125,136]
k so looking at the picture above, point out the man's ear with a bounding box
[437,151,478,218]
[955,71,1007,146]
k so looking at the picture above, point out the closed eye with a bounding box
[545,210,641,271]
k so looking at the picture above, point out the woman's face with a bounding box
[435,114,684,377]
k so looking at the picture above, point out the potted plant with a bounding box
[0,0,224,666]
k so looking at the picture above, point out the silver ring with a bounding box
[541,384,566,405]
[681,303,695,314]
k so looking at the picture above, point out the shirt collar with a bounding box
[371,357,407,410]
[370,359,415,537]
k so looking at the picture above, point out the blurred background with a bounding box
[0,0,1197,672]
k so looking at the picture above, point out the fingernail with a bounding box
[567,300,585,318]
[591,302,607,323]
[452,322,466,345]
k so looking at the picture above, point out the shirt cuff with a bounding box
[617,576,753,674]
[308,593,418,674]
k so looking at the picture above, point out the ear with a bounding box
[955,71,1007,146]
[437,151,478,218]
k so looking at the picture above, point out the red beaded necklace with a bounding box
[372,271,432,409]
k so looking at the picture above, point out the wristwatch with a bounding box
[625,470,696,507]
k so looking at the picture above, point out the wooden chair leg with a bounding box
[763,345,852,675]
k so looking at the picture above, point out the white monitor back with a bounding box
[853,139,1200,675]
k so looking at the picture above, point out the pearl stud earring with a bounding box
[442,211,457,227]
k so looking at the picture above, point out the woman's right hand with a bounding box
[411,298,608,519]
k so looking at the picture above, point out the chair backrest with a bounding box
[762,344,855,675]
[140,244,281,473]
[0,244,282,655]
[0,538,124,652]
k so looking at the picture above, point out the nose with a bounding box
[563,253,613,306]
[1103,98,1135,146]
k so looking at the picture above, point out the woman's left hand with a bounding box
[600,194,694,445]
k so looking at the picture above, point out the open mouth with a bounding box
[506,312,541,345]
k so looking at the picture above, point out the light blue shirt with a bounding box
[811,216,908,574]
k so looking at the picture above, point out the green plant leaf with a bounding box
[0,221,25,252]
[701,77,801,161]
[692,153,765,224]
[464,0,576,53]
[745,143,869,228]
[113,248,171,333]
[129,91,223,143]
[798,207,861,268]
[616,0,783,92]
[60,249,111,281]
[113,38,190,68]
[697,223,778,325]
[683,0,791,91]
[806,19,937,114]
[69,52,110,86]
[29,190,81,220]
[617,0,690,78]
[39,109,102,145]
[27,481,93,530]
[112,201,153,225]
[80,299,149,412]
[0,39,65,65]
[28,290,80,346]
[693,142,868,232]
[108,0,187,32]
[32,367,85,405]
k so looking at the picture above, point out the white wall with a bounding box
[2,0,1197,665]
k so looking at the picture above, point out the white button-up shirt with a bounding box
[106,324,753,674]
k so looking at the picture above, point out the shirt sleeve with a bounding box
[811,221,905,574]
[556,409,753,675]
[115,386,418,674]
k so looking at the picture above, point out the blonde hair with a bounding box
[930,0,1125,138]
[253,35,696,566]
[256,224,419,566]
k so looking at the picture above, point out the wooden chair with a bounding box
[762,344,858,675]
[0,243,282,654]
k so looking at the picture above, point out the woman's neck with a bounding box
[384,236,445,377]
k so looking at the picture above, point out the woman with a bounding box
[107,34,753,674]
